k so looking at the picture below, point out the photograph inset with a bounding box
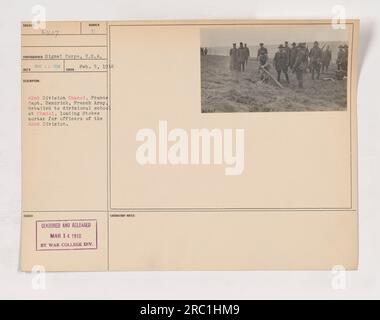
[201,25,350,112]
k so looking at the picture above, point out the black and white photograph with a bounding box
[201,25,350,112]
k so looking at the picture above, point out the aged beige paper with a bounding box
[21,20,359,271]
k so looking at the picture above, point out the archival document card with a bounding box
[21,20,359,271]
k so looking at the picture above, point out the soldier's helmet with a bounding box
[292,42,296,46]
[314,41,319,46]
[259,43,264,46]
[278,44,284,49]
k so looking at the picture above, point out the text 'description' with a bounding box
[36,219,98,251]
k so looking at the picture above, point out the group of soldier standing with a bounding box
[200,47,208,56]
[229,42,251,72]
[229,41,349,89]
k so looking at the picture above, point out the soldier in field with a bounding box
[343,44,349,71]
[243,43,250,67]
[284,41,291,65]
[289,42,298,69]
[337,45,349,73]
[258,52,270,82]
[273,44,290,83]
[321,45,332,73]
[292,42,308,89]
[309,41,323,80]
[238,42,246,71]
[257,43,268,60]
[229,43,238,71]
[305,45,310,73]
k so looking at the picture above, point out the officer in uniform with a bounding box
[273,44,289,83]
[238,42,246,71]
[309,41,322,80]
[336,45,345,71]
[292,42,308,89]
[343,44,349,71]
[289,42,298,69]
[305,45,310,72]
[258,52,270,82]
[284,41,291,65]
[321,45,332,73]
[229,43,238,71]
[257,43,268,60]
[243,43,250,67]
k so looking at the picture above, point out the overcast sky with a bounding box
[200,25,350,47]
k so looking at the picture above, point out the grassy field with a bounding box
[201,55,347,112]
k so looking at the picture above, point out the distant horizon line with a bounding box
[201,40,349,48]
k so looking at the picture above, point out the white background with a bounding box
[0,0,379,300]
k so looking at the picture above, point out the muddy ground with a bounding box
[201,55,347,112]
